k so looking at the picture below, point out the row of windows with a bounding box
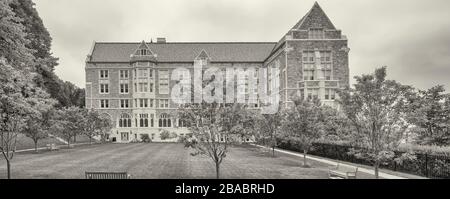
[303,69,332,81]
[302,51,332,63]
[99,69,154,80]
[117,113,188,128]
[99,99,171,109]
[298,88,336,100]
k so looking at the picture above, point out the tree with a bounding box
[52,107,84,148]
[81,109,112,144]
[256,109,282,157]
[281,98,324,167]
[179,103,254,179]
[1,58,51,179]
[320,105,354,143]
[406,85,450,145]
[339,67,414,179]
[0,0,34,65]
[21,95,56,152]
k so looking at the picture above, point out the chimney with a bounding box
[156,37,166,43]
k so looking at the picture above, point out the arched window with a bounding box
[178,119,187,128]
[139,114,149,127]
[119,113,132,128]
[159,113,171,128]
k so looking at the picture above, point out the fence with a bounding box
[275,139,450,179]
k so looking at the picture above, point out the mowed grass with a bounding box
[0,143,377,179]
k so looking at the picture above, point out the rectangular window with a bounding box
[325,89,336,100]
[120,99,129,108]
[138,83,148,93]
[149,99,154,108]
[99,70,109,79]
[139,99,148,108]
[149,83,154,93]
[325,70,332,80]
[159,70,169,94]
[100,84,109,94]
[303,70,315,81]
[120,70,129,79]
[307,89,319,100]
[120,83,129,94]
[303,51,315,63]
[159,99,169,108]
[100,99,109,108]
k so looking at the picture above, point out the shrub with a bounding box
[140,134,151,143]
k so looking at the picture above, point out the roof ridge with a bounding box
[95,41,278,44]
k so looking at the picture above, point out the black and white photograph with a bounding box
[1,0,449,196]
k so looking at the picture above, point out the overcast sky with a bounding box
[33,0,450,90]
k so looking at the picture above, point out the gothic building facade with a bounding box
[85,2,350,143]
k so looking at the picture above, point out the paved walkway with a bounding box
[15,142,93,153]
[254,144,408,179]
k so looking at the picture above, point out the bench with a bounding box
[46,143,59,151]
[85,172,131,179]
[328,163,358,179]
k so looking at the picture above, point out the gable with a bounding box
[294,2,336,30]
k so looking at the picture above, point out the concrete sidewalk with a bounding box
[15,142,94,153]
[254,144,409,179]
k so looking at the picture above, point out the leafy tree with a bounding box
[1,58,51,179]
[320,105,354,143]
[281,98,324,167]
[179,103,254,179]
[81,109,112,144]
[406,85,450,145]
[21,96,56,152]
[339,67,414,179]
[52,107,84,148]
[0,0,34,65]
[256,109,282,157]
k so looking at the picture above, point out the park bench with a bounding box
[85,172,131,179]
[46,143,59,151]
[328,163,358,179]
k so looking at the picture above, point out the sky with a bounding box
[33,0,450,90]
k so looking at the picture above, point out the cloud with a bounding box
[34,0,450,90]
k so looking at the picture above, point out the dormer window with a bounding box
[140,49,148,56]
[309,28,324,39]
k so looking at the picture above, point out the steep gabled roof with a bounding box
[269,2,337,58]
[89,42,276,63]
[293,2,336,30]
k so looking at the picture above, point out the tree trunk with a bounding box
[89,136,92,145]
[34,140,38,153]
[6,159,11,179]
[73,135,77,143]
[272,146,275,157]
[215,162,220,179]
[67,138,71,148]
[303,150,307,167]
[374,161,380,179]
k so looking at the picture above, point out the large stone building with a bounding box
[85,2,350,143]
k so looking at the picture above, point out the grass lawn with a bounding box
[0,143,377,179]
